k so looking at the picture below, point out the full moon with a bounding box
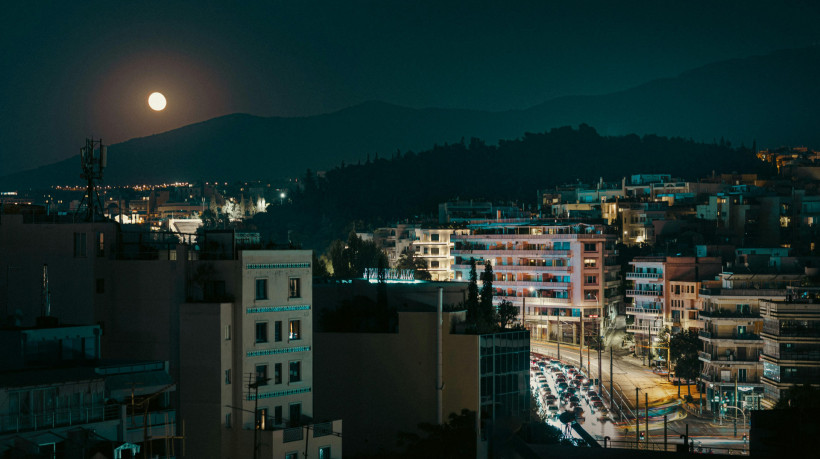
[148,92,167,111]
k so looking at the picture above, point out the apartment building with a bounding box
[760,287,820,409]
[181,250,341,459]
[697,273,803,413]
[411,227,470,281]
[313,280,529,457]
[666,257,723,333]
[625,257,666,358]
[0,213,341,458]
[451,221,621,347]
[0,322,176,457]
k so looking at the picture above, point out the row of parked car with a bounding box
[530,355,608,422]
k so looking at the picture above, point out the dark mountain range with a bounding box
[2,47,818,189]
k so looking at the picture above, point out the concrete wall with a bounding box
[314,311,476,456]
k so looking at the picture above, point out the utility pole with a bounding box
[598,319,602,396]
[664,414,668,451]
[609,347,613,407]
[645,393,649,448]
[635,388,640,447]
[579,315,584,372]
[557,321,561,361]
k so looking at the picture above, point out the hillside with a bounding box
[251,125,770,250]
[2,47,817,189]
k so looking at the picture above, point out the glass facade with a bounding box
[479,330,529,438]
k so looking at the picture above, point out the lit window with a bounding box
[289,320,301,340]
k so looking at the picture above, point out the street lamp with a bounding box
[279,192,285,205]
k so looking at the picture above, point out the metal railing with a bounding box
[626,289,662,297]
[625,307,661,316]
[0,405,120,434]
[625,272,663,280]
[283,426,304,443]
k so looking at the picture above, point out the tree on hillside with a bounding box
[466,259,479,324]
[326,231,388,279]
[479,260,494,325]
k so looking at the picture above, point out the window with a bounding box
[288,278,301,298]
[319,446,331,459]
[584,258,597,268]
[289,320,301,340]
[275,405,283,425]
[431,233,440,242]
[96,278,105,294]
[431,247,440,255]
[255,278,268,300]
[275,321,282,342]
[255,322,268,343]
[225,413,231,428]
[583,243,596,252]
[255,365,268,386]
[275,363,282,384]
[286,453,298,459]
[73,233,87,258]
[584,290,598,301]
[585,275,597,285]
[225,325,231,340]
[289,403,302,426]
[289,361,301,383]
[225,369,231,385]
[97,232,105,257]
[257,408,267,430]
[738,368,747,383]
[430,260,440,268]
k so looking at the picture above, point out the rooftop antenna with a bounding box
[76,138,107,222]
[41,264,51,317]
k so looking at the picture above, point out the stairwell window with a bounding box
[255,322,268,343]
[288,278,301,298]
[73,233,87,258]
[289,361,301,383]
[255,278,268,300]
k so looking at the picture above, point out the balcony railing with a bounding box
[283,426,304,443]
[700,310,761,319]
[625,307,662,316]
[454,263,571,272]
[626,289,662,297]
[494,280,570,288]
[698,351,712,361]
[626,325,662,334]
[500,295,571,305]
[451,248,571,256]
[626,272,663,280]
[699,288,788,297]
[699,351,759,362]
[699,330,761,341]
[0,405,120,434]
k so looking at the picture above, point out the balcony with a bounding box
[501,295,571,306]
[454,263,572,272]
[699,351,759,363]
[625,307,662,317]
[494,280,570,289]
[698,330,762,342]
[626,325,662,334]
[626,272,663,280]
[699,288,788,297]
[700,310,761,319]
[626,289,662,297]
[451,248,571,257]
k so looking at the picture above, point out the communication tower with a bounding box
[77,138,107,221]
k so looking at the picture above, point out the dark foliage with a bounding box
[396,409,477,458]
[251,126,763,250]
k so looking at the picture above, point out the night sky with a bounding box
[2,1,819,176]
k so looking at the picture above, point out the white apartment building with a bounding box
[181,250,342,459]
[411,227,470,281]
[625,257,666,359]
[451,222,621,347]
